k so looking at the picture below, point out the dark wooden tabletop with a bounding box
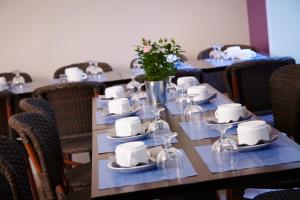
[185,59,227,72]
[91,84,300,200]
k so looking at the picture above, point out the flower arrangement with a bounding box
[135,38,183,81]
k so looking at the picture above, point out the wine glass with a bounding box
[205,122,238,166]
[184,96,204,129]
[167,76,178,100]
[131,83,148,113]
[86,60,103,79]
[157,132,184,178]
[175,83,189,114]
[12,70,25,88]
[209,44,224,62]
[126,60,142,95]
[147,106,170,142]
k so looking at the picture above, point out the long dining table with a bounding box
[91,84,300,200]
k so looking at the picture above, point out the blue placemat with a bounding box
[98,150,197,189]
[196,134,300,173]
[175,62,195,70]
[95,110,156,125]
[97,133,178,153]
[179,121,236,140]
[164,93,229,115]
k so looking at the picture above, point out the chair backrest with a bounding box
[0,91,15,137]
[224,57,295,113]
[0,72,32,83]
[197,44,256,60]
[19,98,56,128]
[270,64,300,142]
[53,62,113,78]
[33,82,105,138]
[9,112,65,200]
[135,69,204,84]
[0,135,35,200]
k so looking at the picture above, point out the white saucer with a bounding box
[106,131,150,142]
[102,108,140,120]
[107,159,157,173]
[191,92,217,105]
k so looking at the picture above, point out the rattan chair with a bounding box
[9,112,91,200]
[253,189,300,200]
[270,64,300,143]
[53,62,112,78]
[33,82,105,158]
[0,91,15,138]
[0,72,32,83]
[224,57,295,117]
[0,135,38,200]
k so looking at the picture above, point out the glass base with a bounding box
[211,137,238,152]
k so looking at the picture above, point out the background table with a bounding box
[91,84,300,200]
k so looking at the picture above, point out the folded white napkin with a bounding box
[223,46,256,60]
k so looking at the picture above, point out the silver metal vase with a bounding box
[145,80,167,104]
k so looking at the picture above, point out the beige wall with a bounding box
[0,0,250,81]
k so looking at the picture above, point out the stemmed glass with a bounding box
[126,60,142,95]
[12,70,25,89]
[167,76,178,100]
[209,44,224,62]
[147,106,170,142]
[175,83,189,114]
[86,60,103,79]
[184,96,204,129]
[157,132,184,178]
[131,83,148,113]
[206,122,238,166]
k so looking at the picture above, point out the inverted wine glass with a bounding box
[12,70,25,88]
[131,83,148,112]
[86,60,103,79]
[167,76,178,100]
[175,83,189,114]
[147,106,170,142]
[126,60,142,95]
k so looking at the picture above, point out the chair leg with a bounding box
[227,188,244,200]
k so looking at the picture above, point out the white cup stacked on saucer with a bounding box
[215,103,247,123]
[237,120,271,146]
[108,98,131,114]
[105,86,125,99]
[187,85,209,101]
[115,141,149,167]
[0,77,7,91]
[177,76,199,88]
[65,67,87,82]
[115,116,142,137]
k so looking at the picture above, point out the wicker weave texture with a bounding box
[0,135,33,200]
[254,189,300,200]
[224,57,295,113]
[33,82,104,139]
[53,62,112,78]
[9,113,64,200]
[270,64,300,143]
[0,91,15,137]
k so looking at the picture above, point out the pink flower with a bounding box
[143,45,151,53]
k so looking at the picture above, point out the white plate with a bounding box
[107,160,157,173]
[102,109,140,120]
[191,92,217,105]
[230,131,279,151]
[106,131,150,142]
[0,85,9,91]
[204,109,253,127]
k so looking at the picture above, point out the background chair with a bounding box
[197,44,256,93]
[253,189,300,200]
[0,91,16,138]
[33,82,105,159]
[270,64,300,143]
[0,72,32,83]
[224,57,295,125]
[9,112,91,200]
[53,61,113,78]
[0,135,37,200]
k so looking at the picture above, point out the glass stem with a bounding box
[220,128,226,139]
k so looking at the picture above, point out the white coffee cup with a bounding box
[65,67,87,82]
[237,120,270,145]
[177,76,199,88]
[108,98,131,114]
[105,86,125,99]
[215,103,246,123]
[115,117,142,137]
[187,85,209,100]
[115,141,149,167]
[0,77,7,91]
